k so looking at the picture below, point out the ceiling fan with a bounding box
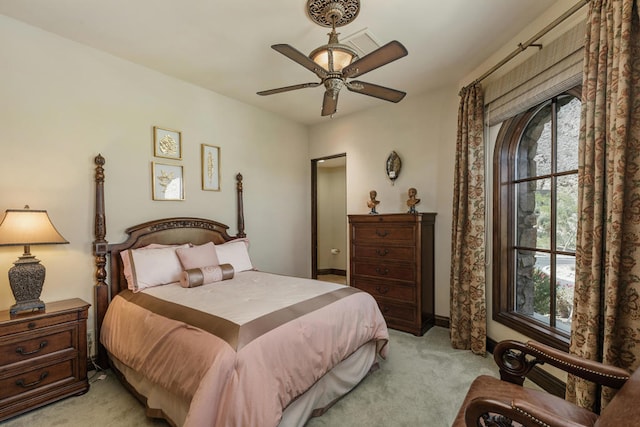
[257,0,408,117]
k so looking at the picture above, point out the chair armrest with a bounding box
[493,340,630,388]
[464,397,591,427]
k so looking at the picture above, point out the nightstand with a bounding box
[0,298,90,422]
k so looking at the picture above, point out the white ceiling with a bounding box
[0,0,557,126]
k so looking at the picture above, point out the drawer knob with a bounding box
[16,340,48,356]
[375,286,390,294]
[375,230,388,238]
[375,267,389,275]
[28,322,37,329]
[382,306,391,313]
[376,248,389,256]
[15,371,49,388]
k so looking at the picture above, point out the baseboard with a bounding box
[486,336,566,398]
[434,315,450,328]
[317,269,346,276]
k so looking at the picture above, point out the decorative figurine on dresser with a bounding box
[0,299,90,421]
[367,190,380,214]
[406,188,420,214]
[348,212,436,335]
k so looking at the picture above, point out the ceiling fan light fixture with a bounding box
[310,42,358,72]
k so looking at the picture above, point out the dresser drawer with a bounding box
[352,244,415,261]
[0,325,75,367]
[352,224,416,244]
[375,298,417,324]
[352,278,415,303]
[352,261,415,282]
[0,358,75,401]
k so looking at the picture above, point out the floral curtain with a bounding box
[567,0,640,411]
[450,84,487,355]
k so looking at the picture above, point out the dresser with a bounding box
[0,298,90,422]
[349,213,436,336]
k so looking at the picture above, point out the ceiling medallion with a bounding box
[307,0,360,28]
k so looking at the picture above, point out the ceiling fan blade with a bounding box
[271,44,328,79]
[257,82,321,96]
[342,41,408,79]
[321,91,339,116]
[346,81,406,103]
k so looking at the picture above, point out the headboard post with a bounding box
[236,173,246,238]
[93,154,109,367]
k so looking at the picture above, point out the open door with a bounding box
[311,154,347,283]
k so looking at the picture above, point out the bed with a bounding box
[91,155,389,427]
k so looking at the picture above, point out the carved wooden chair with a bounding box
[452,340,639,427]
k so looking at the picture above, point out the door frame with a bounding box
[311,153,346,279]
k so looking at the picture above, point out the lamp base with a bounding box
[10,299,46,315]
[8,255,46,316]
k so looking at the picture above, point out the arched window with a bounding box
[493,87,581,350]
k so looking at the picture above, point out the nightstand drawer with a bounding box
[0,312,79,336]
[352,278,416,303]
[0,358,74,401]
[1,326,75,366]
[352,261,415,282]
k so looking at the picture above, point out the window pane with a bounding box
[515,250,550,326]
[517,103,552,179]
[557,96,581,173]
[516,179,551,249]
[556,174,578,252]
[555,255,575,333]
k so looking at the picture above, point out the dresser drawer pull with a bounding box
[375,286,390,294]
[375,230,388,238]
[375,249,389,256]
[382,306,391,313]
[28,322,37,329]
[375,267,389,275]
[16,340,48,356]
[15,371,48,388]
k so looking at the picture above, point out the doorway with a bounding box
[312,154,347,284]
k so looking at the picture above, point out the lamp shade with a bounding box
[0,208,68,246]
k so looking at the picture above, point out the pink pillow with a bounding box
[176,242,219,270]
[215,239,254,272]
[121,244,189,292]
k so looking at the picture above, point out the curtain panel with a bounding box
[450,84,487,355]
[567,0,640,411]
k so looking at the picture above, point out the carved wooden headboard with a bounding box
[91,154,246,366]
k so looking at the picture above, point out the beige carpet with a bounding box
[1,327,501,427]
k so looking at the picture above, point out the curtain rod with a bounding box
[463,0,590,92]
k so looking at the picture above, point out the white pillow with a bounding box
[215,239,254,272]
[121,244,189,292]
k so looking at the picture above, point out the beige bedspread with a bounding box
[101,271,389,427]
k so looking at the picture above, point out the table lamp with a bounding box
[0,206,68,315]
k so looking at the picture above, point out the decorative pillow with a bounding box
[175,241,219,270]
[121,244,189,292]
[180,263,234,288]
[215,239,254,272]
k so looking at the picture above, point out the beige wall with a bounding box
[0,16,310,335]
[309,87,459,319]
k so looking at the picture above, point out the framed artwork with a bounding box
[152,162,184,201]
[153,126,182,160]
[201,144,220,191]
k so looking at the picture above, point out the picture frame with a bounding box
[201,144,220,191]
[153,126,182,160]
[152,162,184,201]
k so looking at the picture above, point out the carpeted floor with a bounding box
[0,327,501,427]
